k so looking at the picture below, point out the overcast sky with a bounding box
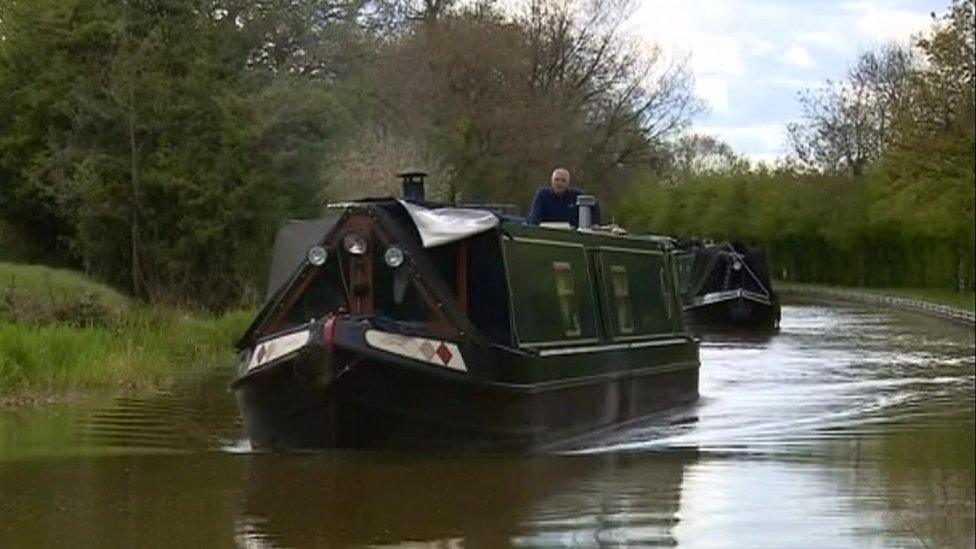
[625,0,945,162]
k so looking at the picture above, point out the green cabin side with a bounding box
[500,223,685,349]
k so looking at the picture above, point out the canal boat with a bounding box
[674,241,780,331]
[231,175,700,452]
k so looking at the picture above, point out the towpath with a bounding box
[777,282,975,326]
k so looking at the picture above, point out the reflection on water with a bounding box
[843,426,975,548]
[0,301,973,547]
[235,452,694,547]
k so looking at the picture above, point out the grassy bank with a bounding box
[856,287,975,312]
[0,262,253,405]
[777,281,975,312]
[0,262,131,321]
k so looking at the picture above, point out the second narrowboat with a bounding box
[674,241,781,331]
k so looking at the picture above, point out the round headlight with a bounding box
[307,245,328,266]
[384,246,405,268]
[732,260,743,271]
[342,232,369,256]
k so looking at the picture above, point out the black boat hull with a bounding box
[234,354,699,452]
[683,295,780,331]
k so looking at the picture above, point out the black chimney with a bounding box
[398,170,427,202]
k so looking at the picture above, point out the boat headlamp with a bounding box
[384,246,405,268]
[307,245,328,266]
[342,232,369,256]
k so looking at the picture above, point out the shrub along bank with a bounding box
[0,262,252,405]
[618,172,975,292]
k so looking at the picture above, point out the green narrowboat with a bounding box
[231,178,700,451]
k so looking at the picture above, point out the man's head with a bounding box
[550,167,571,195]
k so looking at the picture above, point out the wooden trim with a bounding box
[344,216,374,315]
[360,214,457,339]
[536,337,691,356]
[511,236,586,249]
[520,337,601,348]
[597,245,663,256]
[265,266,321,334]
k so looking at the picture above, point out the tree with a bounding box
[0,0,341,307]
[519,0,700,172]
[208,0,374,79]
[663,134,748,180]
[0,0,90,258]
[0,0,703,305]
[892,0,974,141]
[787,45,914,175]
[868,0,975,291]
[335,0,700,208]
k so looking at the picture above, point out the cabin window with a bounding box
[552,262,581,337]
[285,258,347,325]
[505,236,597,345]
[659,266,673,320]
[610,265,634,334]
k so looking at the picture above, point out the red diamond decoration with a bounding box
[435,343,453,364]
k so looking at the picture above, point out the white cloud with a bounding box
[842,2,932,43]
[631,2,746,77]
[689,34,747,76]
[795,31,849,52]
[766,77,821,89]
[856,9,930,42]
[746,36,778,56]
[623,0,942,160]
[696,124,787,152]
[780,44,816,68]
[696,78,730,112]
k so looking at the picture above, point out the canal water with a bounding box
[1,300,973,548]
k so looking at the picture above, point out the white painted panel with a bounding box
[365,329,467,372]
[248,329,311,371]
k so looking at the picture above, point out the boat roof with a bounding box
[267,198,676,295]
[500,219,677,250]
[326,198,677,245]
[241,197,677,349]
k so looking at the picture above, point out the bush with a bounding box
[618,171,974,291]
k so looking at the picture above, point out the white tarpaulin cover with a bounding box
[397,199,500,248]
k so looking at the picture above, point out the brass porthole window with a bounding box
[611,265,634,334]
[552,262,582,337]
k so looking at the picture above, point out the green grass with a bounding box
[0,308,253,395]
[0,262,127,303]
[777,281,975,312]
[0,262,254,404]
[860,287,975,312]
[0,261,132,323]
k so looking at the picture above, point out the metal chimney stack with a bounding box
[576,194,597,230]
[398,170,427,202]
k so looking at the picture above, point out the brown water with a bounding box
[1,300,973,548]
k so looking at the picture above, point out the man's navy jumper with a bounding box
[527,187,602,227]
